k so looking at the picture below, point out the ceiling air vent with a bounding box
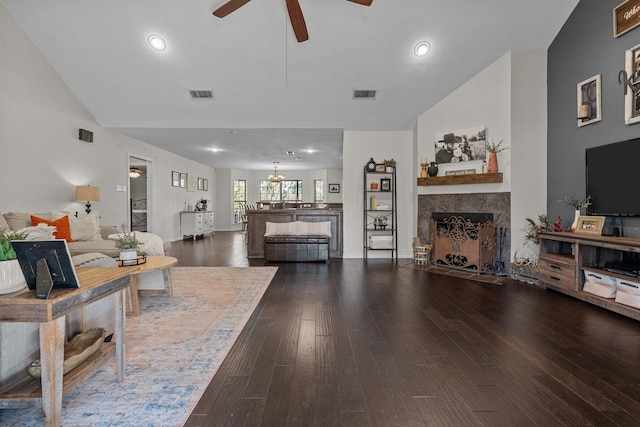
[189,90,214,100]
[353,89,376,100]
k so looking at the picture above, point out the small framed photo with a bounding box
[203,179,208,191]
[380,178,391,191]
[179,173,187,188]
[328,183,340,193]
[576,216,606,235]
[577,74,601,127]
[197,177,204,190]
[172,171,180,187]
[625,43,640,125]
[187,174,197,192]
[375,164,385,173]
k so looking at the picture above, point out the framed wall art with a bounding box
[197,177,203,191]
[576,216,605,235]
[187,174,197,192]
[172,171,180,187]
[434,126,486,163]
[577,74,602,127]
[179,173,187,188]
[328,183,340,193]
[203,179,208,191]
[624,43,640,125]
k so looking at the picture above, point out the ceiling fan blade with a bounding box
[346,0,373,5]
[286,0,309,42]
[213,0,251,18]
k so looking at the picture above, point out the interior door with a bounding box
[128,155,152,232]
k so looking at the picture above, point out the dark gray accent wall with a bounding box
[548,0,640,236]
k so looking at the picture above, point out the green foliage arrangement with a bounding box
[524,215,553,245]
[383,159,397,168]
[485,139,509,154]
[561,195,592,210]
[0,228,28,261]
[114,231,140,250]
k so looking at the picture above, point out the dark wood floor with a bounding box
[171,232,640,427]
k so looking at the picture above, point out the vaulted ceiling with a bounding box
[1,0,578,171]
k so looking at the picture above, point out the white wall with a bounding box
[0,4,214,242]
[343,131,413,258]
[415,51,548,260]
[510,51,548,256]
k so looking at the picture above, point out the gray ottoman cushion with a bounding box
[72,252,118,268]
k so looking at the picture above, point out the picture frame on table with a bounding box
[624,43,640,125]
[576,216,606,235]
[577,74,602,127]
[380,178,391,191]
[375,164,385,173]
[172,171,180,187]
[328,184,340,193]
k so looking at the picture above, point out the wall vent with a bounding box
[189,90,214,99]
[353,89,376,100]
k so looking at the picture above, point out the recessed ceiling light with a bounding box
[148,34,166,51]
[414,41,431,57]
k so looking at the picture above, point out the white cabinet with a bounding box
[180,211,214,239]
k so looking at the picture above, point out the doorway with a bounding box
[128,155,152,232]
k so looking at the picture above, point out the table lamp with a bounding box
[75,185,100,214]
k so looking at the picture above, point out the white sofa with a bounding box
[0,211,164,258]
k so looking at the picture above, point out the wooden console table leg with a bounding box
[39,316,65,427]
[126,275,141,316]
[115,289,126,382]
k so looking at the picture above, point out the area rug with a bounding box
[2,266,277,427]
[400,261,508,285]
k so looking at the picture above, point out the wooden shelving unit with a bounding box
[417,172,502,186]
[539,231,640,321]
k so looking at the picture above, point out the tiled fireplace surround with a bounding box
[417,192,511,273]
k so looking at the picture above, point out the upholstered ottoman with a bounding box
[263,221,331,264]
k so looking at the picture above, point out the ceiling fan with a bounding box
[213,0,373,43]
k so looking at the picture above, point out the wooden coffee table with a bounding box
[123,255,177,316]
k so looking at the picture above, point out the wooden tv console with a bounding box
[539,231,640,321]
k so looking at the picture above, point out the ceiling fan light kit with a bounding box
[213,0,372,43]
[147,34,166,51]
[414,41,431,57]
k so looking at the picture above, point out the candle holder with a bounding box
[420,161,428,178]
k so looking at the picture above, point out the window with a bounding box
[314,179,324,202]
[260,180,302,202]
[233,180,246,224]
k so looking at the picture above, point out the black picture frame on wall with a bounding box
[328,184,340,193]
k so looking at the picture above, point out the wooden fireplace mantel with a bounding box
[417,173,502,186]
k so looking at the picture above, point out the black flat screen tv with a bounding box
[586,138,640,216]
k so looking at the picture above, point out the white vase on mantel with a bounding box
[0,259,27,294]
[571,210,580,233]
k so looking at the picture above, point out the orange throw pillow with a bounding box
[31,215,74,242]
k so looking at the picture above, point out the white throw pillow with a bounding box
[16,223,57,240]
[297,221,331,236]
[53,211,102,241]
[265,222,297,236]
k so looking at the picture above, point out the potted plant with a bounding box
[561,195,592,232]
[484,139,509,173]
[114,231,141,262]
[383,159,397,172]
[0,228,29,294]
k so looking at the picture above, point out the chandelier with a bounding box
[129,167,143,178]
[268,166,285,183]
